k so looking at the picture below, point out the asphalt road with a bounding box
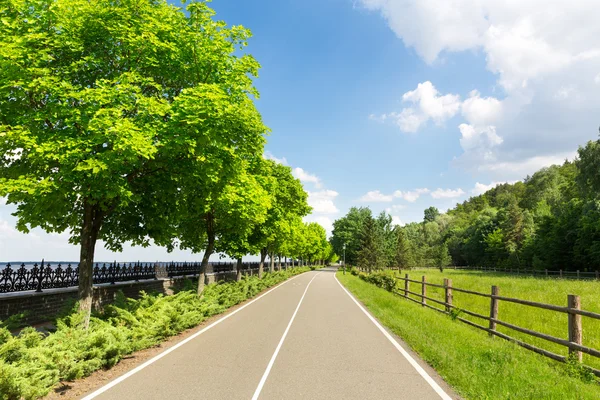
[83,268,457,400]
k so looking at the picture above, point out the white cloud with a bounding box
[307,190,339,214]
[476,151,577,178]
[391,216,404,227]
[471,181,519,196]
[293,167,322,188]
[264,151,288,166]
[458,123,503,152]
[385,204,406,214]
[360,190,394,202]
[360,0,600,180]
[461,90,503,127]
[373,82,461,132]
[430,188,466,199]
[393,188,430,202]
[369,113,388,123]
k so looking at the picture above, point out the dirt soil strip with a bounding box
[43,273,305,400]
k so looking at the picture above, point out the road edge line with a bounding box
[251,272,321,400]
[81,271,308,400]
[334,272,453,400]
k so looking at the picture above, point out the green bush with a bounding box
[0,267,309,399]
[359,270,398,292]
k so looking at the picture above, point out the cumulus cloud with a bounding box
[360,190,394,202]
[391,215,404,227]
[393,188,430,202]
[430,188,466,199]
[293,167,322,188]
[307,190,339,214]
[471,181,519,196]
[360,0,600,179]
[372,82,461,132]
[264,151,288,166]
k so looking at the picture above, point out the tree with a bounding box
[394,228,416,269]
[212,161,272,282]
[424,207,440,223]
[357,214,386,272]
[246,161,311,276]
[0,0,265,324]
[331,207,372,265]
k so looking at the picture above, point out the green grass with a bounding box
[0,267,310,400]
[338,271,600,400]
[400,268,600,370]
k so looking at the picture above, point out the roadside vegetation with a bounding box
[0,0,336,327]
[338,271,600,399]
[405,268,600,370]
[0,267,312,399]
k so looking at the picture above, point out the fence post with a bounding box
[596,270,599,281]
[489,286,499,337]
[421,276,426,306]
[568,294,583,362]
[560,269,563,278]
[577,270,580,280]
[404,274,409,298]
[444,278,452,313]
[35,259,44,293]
[545,269,548,278]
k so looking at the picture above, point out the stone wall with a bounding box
[0,272,237,325]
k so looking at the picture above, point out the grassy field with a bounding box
[397,268,600,370]
[337,271,600,400]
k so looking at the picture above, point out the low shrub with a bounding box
[0,267,310,399]
[359,270,398,292]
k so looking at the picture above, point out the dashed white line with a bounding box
[334,272,453,400]
[251,272,321,400]
[81,272,307,400]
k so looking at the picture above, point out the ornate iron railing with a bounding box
[0,260,269,294]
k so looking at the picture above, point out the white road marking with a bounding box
[334,272,453,400]
[251,272,321,400]
[81,272,308,400]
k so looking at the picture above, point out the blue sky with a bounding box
[2,0,600,261]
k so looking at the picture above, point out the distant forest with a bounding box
[332,136,600,272]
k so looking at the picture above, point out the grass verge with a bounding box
[405,268,600,370]
[337,271,600,400]
[0,267,310,400]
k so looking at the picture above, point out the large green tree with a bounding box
[331,207,371,265]
[0,0,265,322]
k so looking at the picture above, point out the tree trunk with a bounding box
[277,254,282,271]
[259,248,267,278]
[236,257,242,282]
[269,253,275,273]
[78,200,104,329]
[292,258,295,268]
[198,212,215,296]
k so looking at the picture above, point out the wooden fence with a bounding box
[360,268,600,376]
[424,265,600,281]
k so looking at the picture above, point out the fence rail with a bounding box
[0,260,283,294]
[425,265,600,280]
[356,267,600,376]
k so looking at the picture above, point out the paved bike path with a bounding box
[83,268,457,399]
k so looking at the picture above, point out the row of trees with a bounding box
[332,134,600,272]
[408,137,600,271]
[0,0,334,326]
